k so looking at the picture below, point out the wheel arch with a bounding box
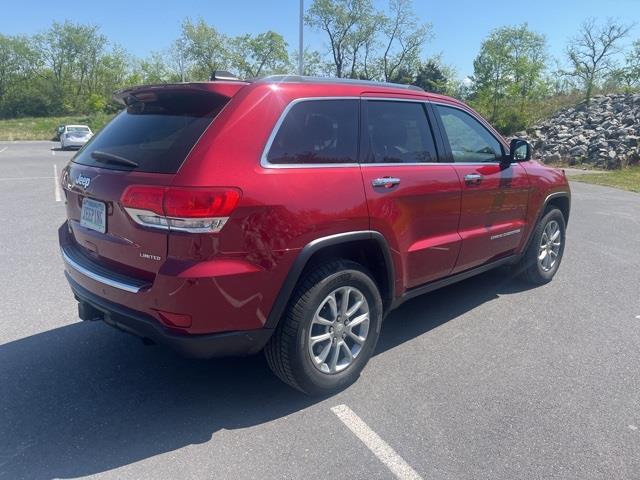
[522,191,571,254]
[545,193,570,225]
[264,231,395,329]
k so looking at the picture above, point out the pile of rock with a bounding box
[517,93,640,169]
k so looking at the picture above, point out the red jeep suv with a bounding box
[59,76,570,395]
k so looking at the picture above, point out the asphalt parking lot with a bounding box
[1,140,639,480]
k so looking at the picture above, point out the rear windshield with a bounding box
[68,126,90,133]
[73,90,228,173]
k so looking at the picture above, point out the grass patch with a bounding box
[571,166,640,193]
[0,113,115,141]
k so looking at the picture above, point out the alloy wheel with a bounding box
[307,286,370,374]
[538,220,562,272]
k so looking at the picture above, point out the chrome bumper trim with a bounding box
[61,247,145,293]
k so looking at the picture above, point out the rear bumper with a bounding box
[58,222,293,334]
[62,138,89,147]
[67,273,273,358]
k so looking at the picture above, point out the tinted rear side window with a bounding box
[73,90,229,173]
[363,101,437,163]
[266,99,359,164]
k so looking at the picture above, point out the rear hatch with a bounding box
[62,85,235,278]
[66,126,91,140]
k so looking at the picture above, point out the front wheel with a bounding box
[265,260,383,395]
[517,208,566,284]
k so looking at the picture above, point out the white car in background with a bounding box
[60,125,93,150]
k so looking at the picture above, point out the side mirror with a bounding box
[509,138,531,162]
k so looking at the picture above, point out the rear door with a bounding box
[63,88,230,278]
[359,98,462,290]
[432,103,530,273]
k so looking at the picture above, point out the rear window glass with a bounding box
[363,101,437,163]
[266,99,358,164]
[73,90,228,173]
[67,126,90,133]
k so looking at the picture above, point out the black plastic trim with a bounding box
[522,191,571,253]
[66,273,273,358]
[392,254,520,309]
[264,231,395,329]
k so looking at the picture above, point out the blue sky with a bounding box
[1,0,638,78]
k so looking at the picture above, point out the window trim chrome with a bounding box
[429,100,509,158]
[61,247,145,293]
[260,96,508,169]
[260,96,361,169]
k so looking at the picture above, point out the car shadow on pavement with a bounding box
[50,146,77,152]
[0,268,534,479]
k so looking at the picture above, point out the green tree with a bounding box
[231,31,289,78]
[471,24,549,133]
[565,18,632,103]
[290,48,328,76]
[0,35,38,106]
[607,39,640,92]
[168,38,190,82]
[379,0,431,82]
[306,0,376,78]
[306,0,431,81]
[139,52,172,83]
[414,57,453,94]
[181,18,229,80]
[35,21,110,113]
[0,34,46,117]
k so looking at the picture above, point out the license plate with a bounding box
[80,198,106,233]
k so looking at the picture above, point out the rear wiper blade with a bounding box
[91,150,139,168]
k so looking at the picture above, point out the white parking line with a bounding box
[0,147,7,154]
[0,176,55,181]
[53,164,62,202]
[331,404,423,480]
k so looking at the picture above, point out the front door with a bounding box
[432,103,530,274]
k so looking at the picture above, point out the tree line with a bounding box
[0,0,638,134]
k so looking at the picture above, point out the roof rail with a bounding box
[257,75,424,92]
[210,70,242,81]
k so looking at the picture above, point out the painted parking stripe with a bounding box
[331,404,423,480]
[0,176,55,181]
[53,164,62,202]
[0,147,7,154]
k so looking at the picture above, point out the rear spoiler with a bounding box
[113,81,249,106]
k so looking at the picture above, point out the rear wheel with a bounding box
[265,260,383,395]
[518,208,566,284]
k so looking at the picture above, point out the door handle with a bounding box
[464,173,483,185]
[372,177,401,188]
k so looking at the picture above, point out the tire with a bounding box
[518,208,566,285]
[265,259,383,395]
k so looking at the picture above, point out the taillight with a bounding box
[121,185,164,215]
[120,185,241,233]
[164,188,240,218]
